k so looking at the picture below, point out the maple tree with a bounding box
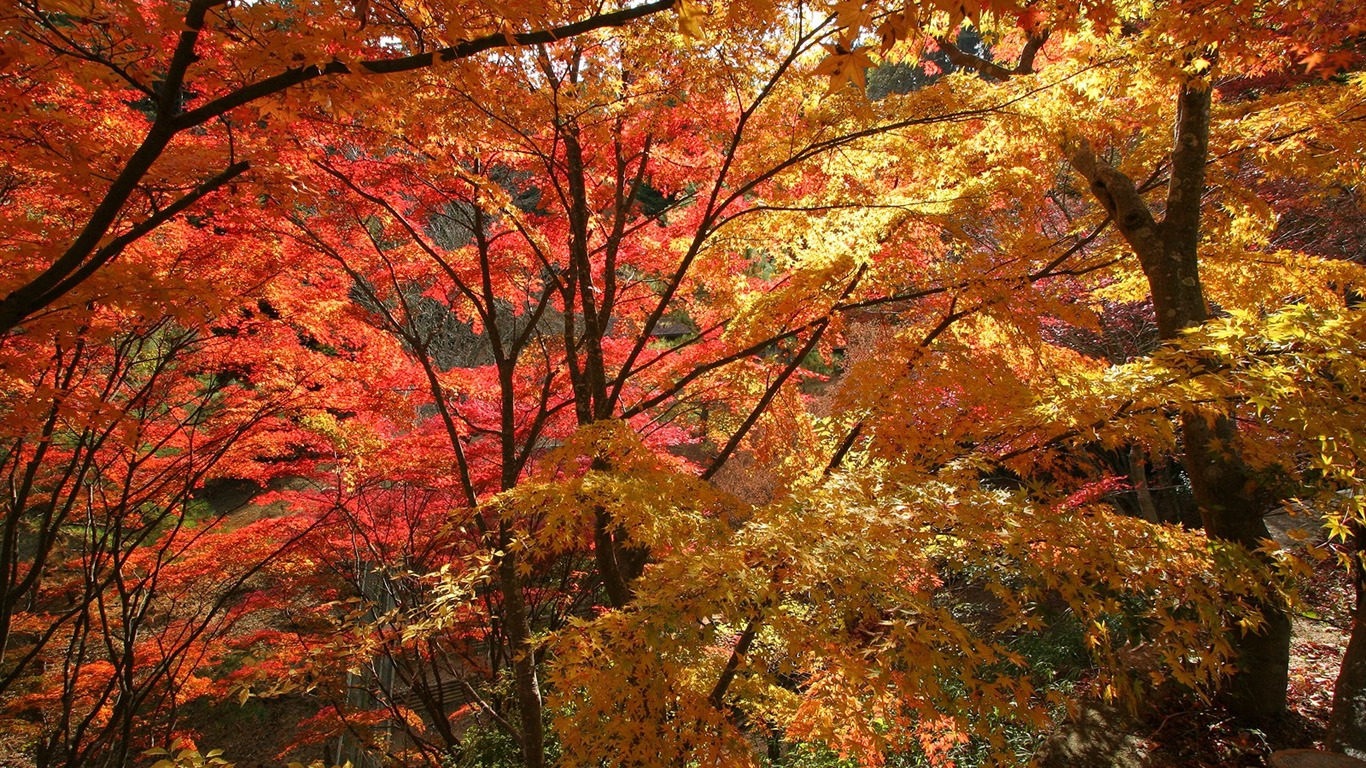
[796,0,1365,700]
[861,0,1363,737]
[0,303,336,766]
[239,16,1049,764]
[3,0,1366,765]
[0,0,697,337]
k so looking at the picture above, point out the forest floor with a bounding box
[1135,617,1347,767]
[1138,533,1353,768]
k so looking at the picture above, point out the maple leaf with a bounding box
[677,0,706,38]
[814,45,876,93]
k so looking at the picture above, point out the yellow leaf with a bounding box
[677,0,705,39]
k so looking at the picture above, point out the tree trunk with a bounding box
[498,543,546,768]
[1129,445,1160,523]
[1329,532,1366,757]
[1065,80,1289,719]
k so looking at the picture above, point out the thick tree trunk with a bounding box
[1329,534,1366,757]
[1183,419,1291,718]
[1065,80,1289,719]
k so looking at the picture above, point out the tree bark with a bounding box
[1329,531,1366,757]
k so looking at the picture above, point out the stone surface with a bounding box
[1038,704,1151,768]
[1271,749,1366,768]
